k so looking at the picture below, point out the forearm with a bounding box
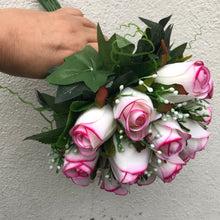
[0,8,50,78]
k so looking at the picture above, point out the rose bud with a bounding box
[155,61,213,102]
[109,135,150,184]
[100,171,130,196]
[113,87,160,141]
[179,119,211,162]
[69,105,116,156]
[156,156,186,183]
[150,154,186,183]
[146,117,191,160]
[202,105,212,126]
[62,148,99,186]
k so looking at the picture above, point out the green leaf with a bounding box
[139,17,164,48]
[108,70,138,96]
[46,46,114,92]
[159,15,172,28]
[164,24,173,51]
[157,24,173,56]
[53,113,68,128]
[55,110,78,148]
[24,127,64,144]
[55,83,94,104]
[38,0,61,12]
[70,101,93,112]
[169,43,187,62]
[47,65,60,74]
[98,24,135,70]
[131,59,159,78]
[36,91,70,113]
[98,24,116,70]
[102,138,116,158]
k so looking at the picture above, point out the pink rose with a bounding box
[155,61,213,102]
[179,120,211,162]
[202,105,212,126]
[146,118,191,160]
[113,87,159,141]
[69,105,116,156]
[109,135,150,184]
[150,155,186,183]
[62,148,99,186]
[100,171,130,196]
[156,156,185,183]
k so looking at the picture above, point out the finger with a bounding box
[88,43,99,51]
[83,28,98,43]
[80,17,97,29]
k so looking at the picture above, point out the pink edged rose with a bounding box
[179,119,211,162]
[100,171,130,196]
[155,61,213,102]
[146,117,191,160]
[150,154,186,183]
[109,135,150,184]
[69,105,116,156]
[201,104,212,126]
[113,87,159,141]
[62,148,99,186]
[156,156,186,183]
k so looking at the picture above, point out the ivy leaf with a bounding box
[24,127,64,144]
[46,46,114,92]
[47,65,60,74]
[55,83,94,104]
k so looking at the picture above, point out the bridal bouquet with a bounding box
[23,1,214,195]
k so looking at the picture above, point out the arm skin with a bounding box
[0,8,98,79]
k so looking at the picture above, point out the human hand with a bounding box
[0,8,98,78]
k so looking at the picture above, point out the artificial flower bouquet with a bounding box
[24,1,214,195]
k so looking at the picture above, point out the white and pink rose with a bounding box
[100,171,130,196]
[109,135,150,184]
[113,87,159,141]
[62,148,100,186]
[179,119,211,162]
[155,61,213,102]
[156,156,186,183]
[146,118,191,160]
[69,105,116,156]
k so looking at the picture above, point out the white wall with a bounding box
[0,0,220,219]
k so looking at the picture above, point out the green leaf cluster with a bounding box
[138,15,188,63]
